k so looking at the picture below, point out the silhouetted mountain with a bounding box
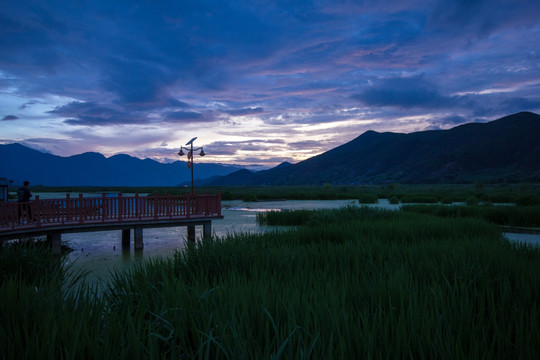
[204,169,256,186]
[208,112,540,185]
[274,162,293,169]
[0,144,243,186]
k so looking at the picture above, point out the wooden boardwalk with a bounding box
[0,192,223,253]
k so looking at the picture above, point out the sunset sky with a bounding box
[1,0,540,168]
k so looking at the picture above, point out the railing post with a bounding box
[217,190,222,216]
[78,194,84,224]
[102,193,106,222]
[153,192,158,220]
[64,193,70,224]
[34,195,41,228]
[205,191,209,216]
[186,192,191,218]
[135,193,140,220]
[118,193,123,222]
[165,192,171,219]
[194,191,198,216]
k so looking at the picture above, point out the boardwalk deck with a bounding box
[0,192,223,252]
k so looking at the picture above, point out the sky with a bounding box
[1,0,540,168]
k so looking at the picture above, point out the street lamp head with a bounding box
[177,148,184,156]
[199,148,205,157]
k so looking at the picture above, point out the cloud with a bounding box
[49,101,149,126]
[205,139,285,156]
[223,107,264,116]
[500,97,540,113]
[423,115,470,130]
[426,0,540,38]
[167,99,191,108]
[18,100,41,110]
[2,115,18,121]
[351,75,455,109]
[163,111,206,123]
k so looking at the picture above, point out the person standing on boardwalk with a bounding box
[17,181,32,223]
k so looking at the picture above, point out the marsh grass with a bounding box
[0,240,64,286]
[1,207,540,358]
[403,204,540,227]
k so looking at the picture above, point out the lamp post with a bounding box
[177,137,205,195]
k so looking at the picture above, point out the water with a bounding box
[54,198,361,282]
[503,232,540,248]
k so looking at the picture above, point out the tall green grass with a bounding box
[1,207,540,358]
[403,204,540,227]
[0,240,64,286]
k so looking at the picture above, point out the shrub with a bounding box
[389,196,400,204]
[357,194,378,204]
[516,195,540,206]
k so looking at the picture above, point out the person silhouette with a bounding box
[17,181,32,223]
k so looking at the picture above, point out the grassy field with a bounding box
[1,205,539,358]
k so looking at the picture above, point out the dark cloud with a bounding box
[223,107,264,116]
[163,111,205,123]
[426,0,540,38]
[351,75,455,109]
[48,101,99,116]
[99,57,172,104]
[500,97,540,113]
[18,100,41,110]
[2,115,18,121]
[49,101,148,126]
[167,99,190,108]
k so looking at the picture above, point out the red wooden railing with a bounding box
[0,192,221,231]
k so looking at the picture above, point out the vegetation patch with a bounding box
[2,206,539,358]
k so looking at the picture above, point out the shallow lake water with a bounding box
[19,194,540,283]
[55,198,363,282]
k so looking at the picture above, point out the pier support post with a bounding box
[134,226,143,249]
[47,232,61,255]
[121,229,130,249]
[187,225,195,242]
[203,221,212,240]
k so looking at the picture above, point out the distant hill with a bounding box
[3,112,539,186]
[208,112,540,185]
[0,144,243,186]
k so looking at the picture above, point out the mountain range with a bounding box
[0,144,243,186]
[2,112,539,186]
[208,111,540,185]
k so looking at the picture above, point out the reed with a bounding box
[403,204,540,227]
[1,207,539,358]
[0,240,64,286]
